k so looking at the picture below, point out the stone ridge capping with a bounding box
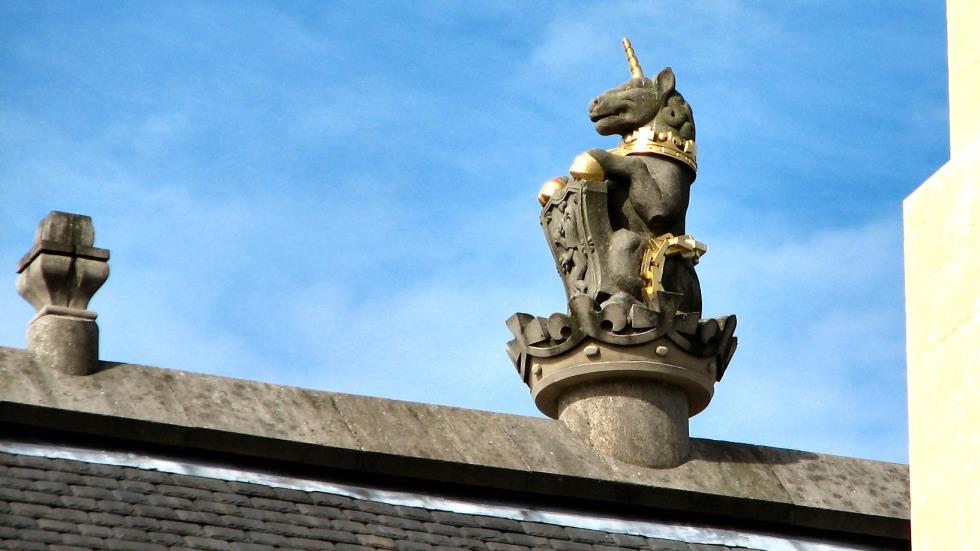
[15,211,110,376]
[0,450,761,551]
[0,347,910,543]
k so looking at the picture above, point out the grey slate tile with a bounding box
[0,477,31,491]
[289,535,337,549]
[378,513,425,531]
[81,475,118,489]
[175,508,223,525]
[311,492,355,508]
[21,489,63,507]
[204,526,245,541]
[474,515,523,532]
[183,535,233,550]
[118,479,155,494]
[230,543,277,551]
[610,532,653,548]
[78,522,114,537]
[369,522,408,540]
[460,526,507,542]
[521,521,568,539]
[61,533,107,547]
[0,512,39,528]
[332,518,368,534]
[159,519,204,536]
[99,498,136,515]
[4,539,50,550]
[146,493,194,509]
[564,526,615,544]
[113,525,153,541]
[19,528,62,543]
[431,510,482,528]
[502,532,549,547]
[353,499,398,516]
[395,505,433,522]
[87,511,125,526]
[116,542,169,551]
[7,467,48,481]
[134,503,182,520]
[250,496,295,512]
[9,502,51,519]
[405,528,454,545]
[196,499,242,516]
[272,486,315,504]
[227,481,279,499]
[264,519,311,538]
[240,506,293,523]
[334,544,375,551]
[36,517,75,533]
[285,511,328,527]
[395,540,436,551]
[220,514,265,531]
[124,515,162,530]
[342,508,379,523]
[424,521,460,536]
[646,536,692,550]
[546,538,593,550]
[244,530,291,547]
[120,467,172,484]
[146,530,186,545]
[309,527,360,544]
[30,479,70,495]
[447,535,490,549]
[159,483,214,500]
[355,533,398,548]
[59,495,99,511]
[212,491,251,505]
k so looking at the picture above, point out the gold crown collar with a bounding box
[608,126,698,173]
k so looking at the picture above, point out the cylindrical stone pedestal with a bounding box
[27,314,99,376]
[557,379,689,468]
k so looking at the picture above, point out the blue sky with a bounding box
[0,2,949,464]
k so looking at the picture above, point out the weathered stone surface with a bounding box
[16,212,109,313]
[26,315,99,376]
[558,379,689,468]
[16,211,110,376]
[0,346,909,539]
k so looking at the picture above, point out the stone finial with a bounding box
[507,41,736,469]
[16,211,110,375]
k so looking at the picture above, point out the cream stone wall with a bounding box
[905,2,980,549]
[948,0,980,156]
[905,143,980,550]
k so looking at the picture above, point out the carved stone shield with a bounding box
[540,179,618,304]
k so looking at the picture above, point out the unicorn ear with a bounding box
[654,67,676,96]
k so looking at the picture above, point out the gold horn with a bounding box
[622,38,644,79]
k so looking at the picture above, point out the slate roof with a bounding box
[0,450,754,551]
